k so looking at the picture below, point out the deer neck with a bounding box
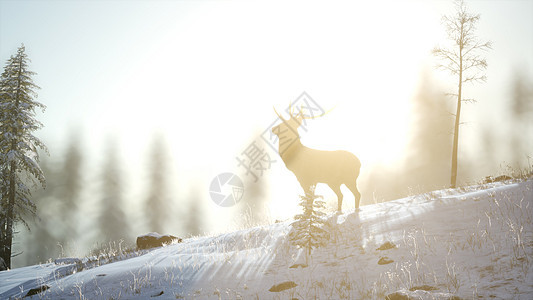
[278,135,303,166]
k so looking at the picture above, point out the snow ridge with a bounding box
[0,180,531,299]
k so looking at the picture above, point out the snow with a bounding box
[1,180,532,299]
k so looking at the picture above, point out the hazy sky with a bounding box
[1,0,532,229]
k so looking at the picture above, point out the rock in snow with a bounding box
[24,285,50,297]
[269,281,297,292]
[378,256,394,265]
[136,232,182,250]
[377,241,397,251]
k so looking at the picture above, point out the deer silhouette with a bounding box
[272,106,361,212]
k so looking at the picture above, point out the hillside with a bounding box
[1,180,532,299]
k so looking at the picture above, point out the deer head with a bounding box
[272,106,301,144]
[271,104,322,150]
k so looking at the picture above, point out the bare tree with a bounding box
[433,0,492,188]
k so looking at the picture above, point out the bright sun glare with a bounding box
[3,0,452,229]
[97,1,447,223]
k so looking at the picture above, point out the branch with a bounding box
[461,98,478,104]
[445,92,458,98]
[433,47,460,67]
[435,63,459,75]
[463,40,492,56]
[463,74,487,83]
[462,56,487,71]
[11,251,24,258]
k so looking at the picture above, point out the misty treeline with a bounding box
[364,69,533,203]
[14,134,205,268]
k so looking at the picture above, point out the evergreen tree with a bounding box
[144,134,169,233]
[509,69,533,171]
[98,140,129,243]
[0,44,47,269]
[184,186,203,237]
[405,73,453,193]
[58,134,83,243]
[288,185,329,264]
[19,155,61,266]
[239,133,270,227]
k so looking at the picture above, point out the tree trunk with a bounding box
[4,163,17,269]
[451,92,461,188]
[451,49,463,188]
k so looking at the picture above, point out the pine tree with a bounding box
[0,44,47,269]
[509,69,533,172]
[405,73,453,193]
[19,155,61,266]
[144,134,169,233]
[58,134,83,243]
[288,185,329,264]
[98,140,129,243]
[184,188,203,237]
[239,133,270,227]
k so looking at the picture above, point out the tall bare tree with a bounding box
[433,0,492,188]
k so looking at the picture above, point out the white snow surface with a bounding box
[1,180,532,299]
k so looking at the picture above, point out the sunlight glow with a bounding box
[2,0,530,241]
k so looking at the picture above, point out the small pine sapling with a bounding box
[289,185,329,264]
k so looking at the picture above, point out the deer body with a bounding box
[273,110,361,212]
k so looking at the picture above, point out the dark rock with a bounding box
[24,285,49,298]
[377,241,397,250]
[269,281,297,292]
[378,256,394,265]
[137,232,182,250]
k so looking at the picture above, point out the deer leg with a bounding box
[299,181,312,197]
[328,184,343,212]
[347,181,361,210]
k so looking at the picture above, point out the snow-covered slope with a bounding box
[1,180,532,299]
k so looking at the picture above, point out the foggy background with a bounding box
[0,0,531,268]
